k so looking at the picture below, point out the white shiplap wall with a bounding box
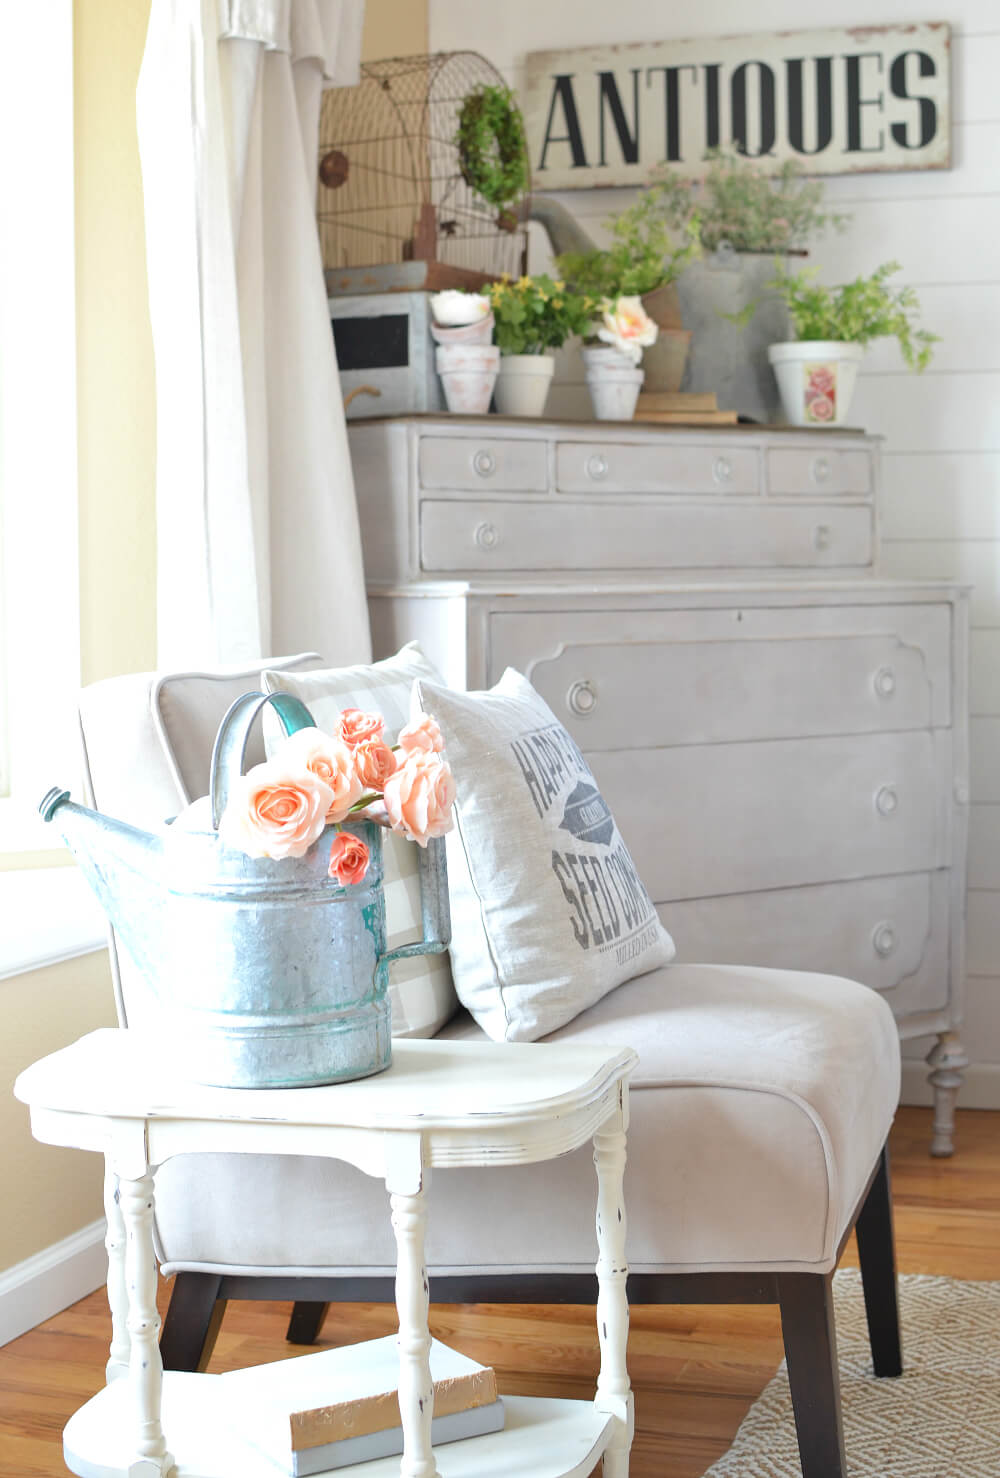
[431,0,1000,1101]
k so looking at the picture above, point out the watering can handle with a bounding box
[210,691,317,830]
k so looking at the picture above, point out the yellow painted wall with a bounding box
[0,953,116,1269]
[3,0,430,1278]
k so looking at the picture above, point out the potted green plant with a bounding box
[652,153,849,420]
[556,189,700,393]
[764,260,936,425]
[484,274,592,416]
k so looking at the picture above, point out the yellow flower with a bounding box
[500,272,511,283]
[552,297,563,308]
[554,280,565,292]
[517,275,532,290]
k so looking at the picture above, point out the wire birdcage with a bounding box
[318,52,529,280]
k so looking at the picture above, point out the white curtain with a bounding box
[137,0,371,669]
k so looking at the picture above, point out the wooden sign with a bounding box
[523,23,951,188]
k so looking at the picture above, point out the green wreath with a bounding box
[455,84,530,221]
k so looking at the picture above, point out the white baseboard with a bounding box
[0,1219,106,1347]
[901,1060,1000,1111]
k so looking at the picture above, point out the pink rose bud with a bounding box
[397,713,445,756]
[354,737,398,791]
[328,830,371,886]
[279,726,363,823]
[336,707,385,749]
[218,760,334,860]
[382,751,456,847]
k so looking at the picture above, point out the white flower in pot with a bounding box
[765,260,937,427]
[583,296,658,421]
[485,274,592,418]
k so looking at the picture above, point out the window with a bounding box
[0,0,81,855]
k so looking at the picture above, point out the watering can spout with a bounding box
[38,787,168,987]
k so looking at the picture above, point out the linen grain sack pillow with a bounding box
[261,642,459,1038]
[416,668,675,1042]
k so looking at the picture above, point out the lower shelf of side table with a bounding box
[64,1372,617,1478]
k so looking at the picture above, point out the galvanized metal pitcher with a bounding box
[39,691,450,1089]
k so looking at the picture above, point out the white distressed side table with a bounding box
[15,1029,637,1478]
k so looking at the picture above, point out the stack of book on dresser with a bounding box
[221,1336,504,1473]
[634,391,739,425]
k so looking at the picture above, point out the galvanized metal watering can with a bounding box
[39,691,451,1089]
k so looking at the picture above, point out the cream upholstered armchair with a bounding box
[77,654,903,1478]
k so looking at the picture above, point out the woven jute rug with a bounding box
[702,1269,1000,1477]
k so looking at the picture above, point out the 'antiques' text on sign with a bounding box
[523,24,951,188]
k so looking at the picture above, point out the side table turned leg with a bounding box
[104,1161,130,1384]
[594,1094,633,1478]
[390,1182,438,1478]
[926,1032,970,1157]
[118,1171,174,1477]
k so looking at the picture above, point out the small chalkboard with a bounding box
[331,314,409,371]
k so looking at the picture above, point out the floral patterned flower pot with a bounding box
[768,340,865,427]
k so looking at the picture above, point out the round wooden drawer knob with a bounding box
[713,456,733,484]
[813,524,832,552]
[474,521,500,550]
[473,449,496,477]
[873,923,898,958]
[586,454,609,481]
[567,680,598,716]
[875,786,899,818]
[811,456,832,484]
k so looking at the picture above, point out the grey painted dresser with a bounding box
[349,414,970,1154]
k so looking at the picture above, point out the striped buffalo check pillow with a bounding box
[261,643,459,1038]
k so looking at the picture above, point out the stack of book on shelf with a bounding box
[635,391,739,426]
[221,1336,504,1474]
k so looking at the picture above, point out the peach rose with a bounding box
[596,294,658,365]
[383,751,456,847]
[354,737,398,791]
[336,708,385,749]
[280,726,363,823]
[328,830,371,886]
[397,713,445,756]
[218,761,334,860]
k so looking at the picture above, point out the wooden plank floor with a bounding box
[1,1105,998,1477]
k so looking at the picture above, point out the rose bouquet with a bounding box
[218,708,455,885]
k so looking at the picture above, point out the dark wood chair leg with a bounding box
[778,1272,847,1478]
[159,1271,227,1373]
[855,1145,903,1377]
[286,1300,330,1345]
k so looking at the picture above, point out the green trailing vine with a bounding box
[455,84,530,220]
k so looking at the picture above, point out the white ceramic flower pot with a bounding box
[768,341,865,427]
[435,344,500,414]
[583,346,645,422]
[494,354,555,417]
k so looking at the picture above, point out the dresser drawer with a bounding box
[664,871,949,1017]
[517,628,947,747]
[420,500,874,573]
[556,441,759,494]
[418,436,548,491]
[767,447,874,495]
[590,729,950,901]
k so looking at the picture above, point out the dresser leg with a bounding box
[926,1032,969,1157]
[594,1089,633,1478]
[390,1182,438,1478]
[118,1171,174,1477]
[104,1161,130,1384]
